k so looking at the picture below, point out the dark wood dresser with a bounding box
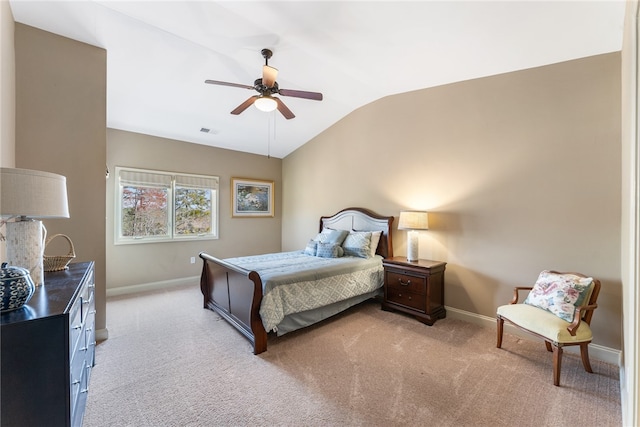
[1,261,96,427]
[381,257,446,325]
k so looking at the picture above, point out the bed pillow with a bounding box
[316,242,341,258]
[368,231,382,257]
[523,270,594,322]
[314,228,349,245]
[342,231,372,258]
[304,240,318,256]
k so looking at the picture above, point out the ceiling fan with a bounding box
[205,48,323,120]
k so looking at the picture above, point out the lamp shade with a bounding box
[397,211,429,230]
[0,168,70,218]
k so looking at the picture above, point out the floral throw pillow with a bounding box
[523,270,594,322]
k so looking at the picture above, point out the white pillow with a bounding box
[369,231,382,257]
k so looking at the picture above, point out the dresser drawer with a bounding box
[70,339,85,417]
[71,357,91,427]
[85,310,96,367]
[81,269,95,323]
[386,287,425,312]
[385,270,426,294]
[69,295,83,355]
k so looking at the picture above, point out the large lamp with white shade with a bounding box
[397,210,429,262]
[1,168,70,286]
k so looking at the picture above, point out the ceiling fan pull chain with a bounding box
[267,112,272,159]
[267,110,276,159]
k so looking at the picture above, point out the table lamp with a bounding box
[1,168,70,286]
[398,210,429,262]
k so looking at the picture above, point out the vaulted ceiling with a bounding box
[9,1,626,158]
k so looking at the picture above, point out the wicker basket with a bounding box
[43,234,76,272]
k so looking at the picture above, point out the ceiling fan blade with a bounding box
[262,65,278,88]
[205,80,254,90]
[274,97,295,120]
[231,96,258,115]
[278,88,323,101]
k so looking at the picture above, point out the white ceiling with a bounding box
[9,1,626,159]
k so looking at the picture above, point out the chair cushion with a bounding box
[523,270,594,322]
[497,303,592,344]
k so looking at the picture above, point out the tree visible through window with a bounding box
[115,167,218,244]
[122,186,169,237]
[174,187,211,235]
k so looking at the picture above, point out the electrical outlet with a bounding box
[190,256,196,264]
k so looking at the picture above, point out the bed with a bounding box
[199,207,394,354]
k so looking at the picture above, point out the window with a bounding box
[115,167,218,244]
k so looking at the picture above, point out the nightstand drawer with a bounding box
[386,288,425,312]
[385,270,426,294]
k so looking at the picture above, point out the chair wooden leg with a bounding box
[552,345,563,386]
[580,343,593,373]
[496,317,504,348]
[545,341,552,352]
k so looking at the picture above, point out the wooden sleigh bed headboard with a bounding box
[320,207,394,259]
[199,207,394,354]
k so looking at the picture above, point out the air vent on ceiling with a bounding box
[200,127,219,134]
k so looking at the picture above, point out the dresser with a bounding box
[1,261,96,427]
[381,257,446,325]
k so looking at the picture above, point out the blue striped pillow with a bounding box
[304,240,317,256]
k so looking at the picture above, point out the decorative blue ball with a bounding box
[0,263,36,312]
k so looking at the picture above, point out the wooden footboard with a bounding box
[199,252,268,354]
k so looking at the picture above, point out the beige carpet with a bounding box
[84,285,621,427]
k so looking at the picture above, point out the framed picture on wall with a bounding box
[231,177,274,217]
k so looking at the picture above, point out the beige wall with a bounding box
[106,128,282,290]
[14,24,107,334]
[1,0,14,168]
[0,1,15,264]
[283,53,622,350]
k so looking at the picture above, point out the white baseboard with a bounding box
[445,306,622,367]
[96,328,109,341]
[106,276,199,297]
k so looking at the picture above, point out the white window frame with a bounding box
[115,166,219,245]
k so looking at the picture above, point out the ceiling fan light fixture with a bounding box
[206,48,322,120]
[254,95,278,112]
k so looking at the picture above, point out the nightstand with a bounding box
[381,257,446,325]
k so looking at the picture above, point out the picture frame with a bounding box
[231,177,274,217]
